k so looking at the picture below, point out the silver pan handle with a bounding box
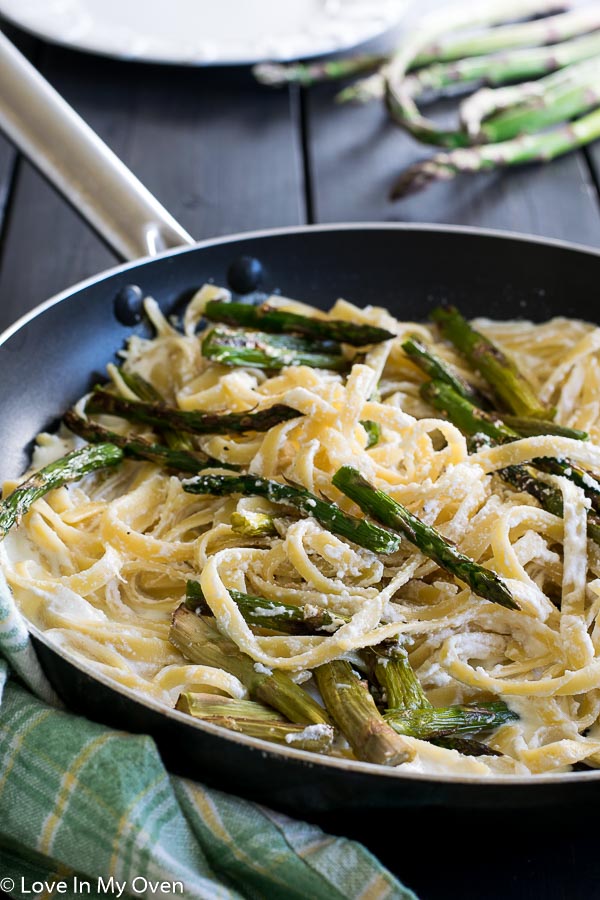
[0,31,195,260]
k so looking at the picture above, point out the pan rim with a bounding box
[6,220,600,789]
[3,219,600,351]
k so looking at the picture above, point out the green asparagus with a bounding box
[115,367,195,452]
[170,606,331,726]
[402,335,488,406]
[203,300,394,346]
[86,388,302,435]
[332,466,518,609]
[391,108,600,199]
[63,409,235,474]
[422,380,600,513]
[429,305,548,418]
[176,693,335,752]
[185,580,348,634]
[361,420,381,449]
[201,327,351,371]
[314,659,414,766]
[0,443,123,539]
[183,473,401,554]
[385,701,518,739]
[253,54,387,88]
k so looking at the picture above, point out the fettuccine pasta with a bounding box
[4,284,600,776]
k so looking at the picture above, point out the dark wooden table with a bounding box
[1,15,600,900]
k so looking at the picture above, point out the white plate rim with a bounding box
[0,0,410,66]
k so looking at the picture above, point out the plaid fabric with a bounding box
[0,574,416,900]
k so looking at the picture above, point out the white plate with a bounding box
[0,0,409,65]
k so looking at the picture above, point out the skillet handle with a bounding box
[0,31,195,260]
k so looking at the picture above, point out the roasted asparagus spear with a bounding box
[185,580,348,634]
[183,473,401,555]
[0,443,123,539]
[63,410,235,474]
[176,693,334,752]
[201,327,351,371]
[332,466,518,609]
[86,388,302,435]
[170,606,331,726]
[203,300,394,346]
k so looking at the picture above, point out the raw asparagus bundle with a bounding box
[86,388,302,435]
[255,2,600,195]
[203,299,394,346]
[0,443,123,540]
[176,693,335,753]
[183,473,401,554]
[170,606,331,726]
[391,107,600,198]
[332,465,518,609]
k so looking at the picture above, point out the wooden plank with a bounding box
[0,44,304,331]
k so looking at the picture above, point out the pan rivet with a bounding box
[227,256,263,295]
[114,285,144,325]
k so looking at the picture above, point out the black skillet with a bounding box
[1,33,599,816]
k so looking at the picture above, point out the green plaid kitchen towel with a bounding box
[0,573,416,900]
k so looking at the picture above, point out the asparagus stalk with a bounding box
[391,108,600,199]
[203,300,395,346]
[170,606,331,725]
[361,420,381,449]
[201,327,351,371]
[0,443,123,539]
[402,336,488,406]
[423,381,600,513]
[475,60,600,144]
[177,693,282,721]
[86,388,302,435]
[413,4,582,68]
[253,54,387,88]
[332,466,518,609]
[460,49,600,143]
[230,510,277,536]
[367,645,430,711]
[63,410,235,474]
[338,0,566,104]
[183,473,401,555]
[433,736,501,756]
[501,415,588,441]
[367,642,513,754]
[314,660,414,766]
[429,305,548,418]
[116,367,196,452]
[185,580,348,634]
[405,32,600,106]
[384,2,582,147]
[385,701,518,739]
[176,693,335,753]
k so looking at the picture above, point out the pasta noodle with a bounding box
[5,285,600,777]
